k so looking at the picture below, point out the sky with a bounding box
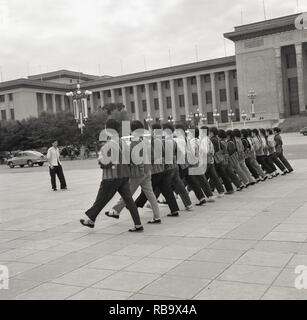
[0,0,307,81]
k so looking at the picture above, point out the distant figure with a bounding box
[47,140,67,191]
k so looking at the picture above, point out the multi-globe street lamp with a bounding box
[168,115,174,123]
[145,114,153,125]
[248,89,257,119]
[241,110,248,128]
[228,109,236,129]
[213,109,220,127]
[66,84,92,134]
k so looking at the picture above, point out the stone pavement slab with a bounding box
[1,156,307,300]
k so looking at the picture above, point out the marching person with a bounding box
[135,123,180,218]
[200,126,225,197]
[251,129,275,179]
[105,120,161,224]
[259,128,280,177]
[218,130,245,191]
[80,119,144,233]
[209,127,235,195]
[47,140,67,191]
[273,127,294,173]
[188,127,218,203]
[266,128,288,175]
[245,129,268,181]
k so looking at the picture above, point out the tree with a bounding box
[0,104,130,153]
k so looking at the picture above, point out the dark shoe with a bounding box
[129,226,144,233]
[225,190,235,195]
[80,219,95,229]
[53,189,57,192]
[148,219,162,225]
[105,212,120,220]
[288,169,294,173]
[249,182,256,186]
[281,171,287,176]
[196,199,207,206]
[167,212,179,217]
[237,185,244,191]
[61,187,68,190]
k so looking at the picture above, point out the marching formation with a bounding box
[80,120,294,233]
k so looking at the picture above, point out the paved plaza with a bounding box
[1,133,307,300]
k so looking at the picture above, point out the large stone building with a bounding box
[1,13,307,125]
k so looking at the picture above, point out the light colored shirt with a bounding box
[47,147,61,167]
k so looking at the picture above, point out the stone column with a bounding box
[122,87,128,109]
[133,85,140,120]
[52,94,57,113]
[183,77,190,118]
[89,94,95,113]
[275,47,285,117]
[210,72,217,112]
[43,93,47,112]
[145,84,153,118]
[61,95,65,111]
[157,81,165,121]
[170,79,178,122]
[111,89,116,103]
[295,43,305,113]
[5,95,11,120]
[100,91,105,108]
[196,75,204,115]
[225,71,231,111]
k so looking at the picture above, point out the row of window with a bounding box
[0,109,15,121]
[129,87,238,113]
[94,71,237,99]
[0,94,13,103]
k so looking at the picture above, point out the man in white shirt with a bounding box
[47,140,67,191]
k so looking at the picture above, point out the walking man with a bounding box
[47,140,67,191]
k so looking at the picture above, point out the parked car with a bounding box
[7,151,46,168]
[300,127,307,136]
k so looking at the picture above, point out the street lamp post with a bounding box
[66,84,92,135]
[200,115,207,126]
[213,109,220,127]
[248,89,257,119]
[168,115,174,123]
[186,115,192,128]
[228,109,235,130]
[241,110,248,128]
[145,114,153,125]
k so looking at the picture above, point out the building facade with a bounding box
[1,13,307,124]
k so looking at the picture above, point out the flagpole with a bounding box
[263,0,267,20]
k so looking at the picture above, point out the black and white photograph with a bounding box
[1,0,307,305]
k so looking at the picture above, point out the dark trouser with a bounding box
[197,174,214,198]
[245,158,260,180]
[257,155,274,174]
[269,153,286,172]
[225,164,243,188]
[86,178,142,226]
[277,152,293,172]
[135,170,179,214]
[206,163,225,194]
[172,168,192,207]
[49,165,67,190]
[179,167,205,201]
[215,162,234,192]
